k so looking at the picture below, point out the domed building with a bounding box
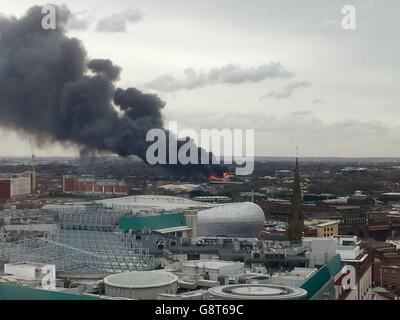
[197,202,265,238]
[98,195,265,239]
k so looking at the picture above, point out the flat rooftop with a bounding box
[316,220,340,227]
[97,195,215,211]
[104,271,178,289]
[182,260,243,270]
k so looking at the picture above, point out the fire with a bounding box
[208,172,230,181]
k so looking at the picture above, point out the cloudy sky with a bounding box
[0,0,399,157]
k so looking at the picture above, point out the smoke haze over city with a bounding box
[0,1,399,160]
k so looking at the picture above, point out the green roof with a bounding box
[326,254,343,278]
[118,213,187,232]
[300,266,331,300]
[372,287,390,293]
[300,254,343,300]
[0,284,105,300]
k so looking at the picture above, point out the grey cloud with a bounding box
[291,110,314,117]
[66,11,90,31]
[332,119,388,136]
[167,109,389,139]
[145,63,293,92]
[260,81,311,100]
[96,9,143,33]
[169,108,398,157]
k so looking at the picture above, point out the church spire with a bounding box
[287,155,304,241]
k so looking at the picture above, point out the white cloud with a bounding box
[260,81,311,99]
[96,9,143,33]
[145,63,293,92]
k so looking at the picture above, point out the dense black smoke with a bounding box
[0,5,216,176]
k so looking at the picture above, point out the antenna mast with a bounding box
[30,138,36,194]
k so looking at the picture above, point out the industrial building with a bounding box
[0,172,32,200]
[62,175,128,196]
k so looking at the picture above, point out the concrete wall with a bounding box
[359,266,372,300]
[184,211,198,238]
[4,263,55,283]
[105,282,178,300]
[10,176,31,197]
[344,265,372,300]
[303,238,337,267]
[336,246,360,260]
[4,264,39,280]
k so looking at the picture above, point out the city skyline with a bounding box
[1,0,400,158]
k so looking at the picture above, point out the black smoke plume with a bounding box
[0,5,216,176]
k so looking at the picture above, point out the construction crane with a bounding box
[30,138,36,194]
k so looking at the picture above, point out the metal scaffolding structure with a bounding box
[0,206,156,274]
[0,230,155,274]
[1,208,57,225]
[56,205,124,231]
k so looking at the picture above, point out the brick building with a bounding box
[0,172,32,200]
[381,266,400,293]
[62,175,128,196]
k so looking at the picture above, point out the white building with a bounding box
[97,195,265,239]
[269,268,318,288]
[196,202,265,238]
[302,236,372,300]
[0,172,32,199]
[3,262,56,289]
[181,260,245,283]
[96,195,214,213]
[303,237,337,267]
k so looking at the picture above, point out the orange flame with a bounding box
[208,172,230,181]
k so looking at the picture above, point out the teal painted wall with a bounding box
[118,213,186,232]
[0,284,105,300]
